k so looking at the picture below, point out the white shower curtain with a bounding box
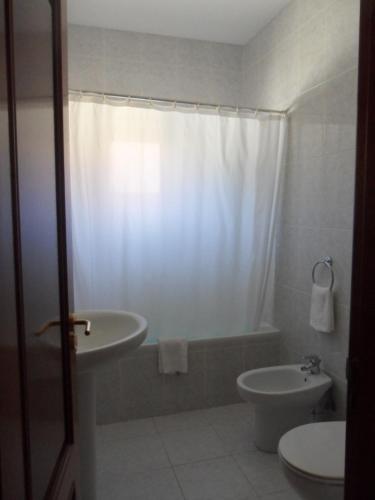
[69,97,286,340]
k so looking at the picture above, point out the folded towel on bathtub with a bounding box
[158,338,188,374]
[310,284,335,333]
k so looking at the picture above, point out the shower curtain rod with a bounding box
[69,89,287,116]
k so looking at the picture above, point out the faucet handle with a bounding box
[303,354,321,366]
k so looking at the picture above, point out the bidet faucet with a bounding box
[301,355,321,375]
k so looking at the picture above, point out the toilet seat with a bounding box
[278,421,346,485]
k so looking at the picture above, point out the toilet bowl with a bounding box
[278,421,345,500]
[236,365,332,452]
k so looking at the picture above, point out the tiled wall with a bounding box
[69,1,360,421]
[240,0,359,110]
[68,25,242,106]
[96,332,280,424]
[240,0,360,418]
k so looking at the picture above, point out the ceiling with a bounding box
[67,0,290,46]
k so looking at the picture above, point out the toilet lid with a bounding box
[278,422,346,481]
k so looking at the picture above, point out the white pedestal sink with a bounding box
[74,310,147,500]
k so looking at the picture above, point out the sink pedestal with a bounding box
[78,371,97,500]
[74,310,148,499]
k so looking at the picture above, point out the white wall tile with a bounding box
[241,0,358,417]
[68,54,105,92]
[69,25,243,105]
[324,0,360,79]
[104,28,143,63]
[68,24,104,60]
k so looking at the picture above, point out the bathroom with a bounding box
[65,0,360,498]
[0,0,368,499]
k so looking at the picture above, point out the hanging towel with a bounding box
[310,284,335,333]
[158,339,188,374]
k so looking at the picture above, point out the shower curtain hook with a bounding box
[173,101,177,110]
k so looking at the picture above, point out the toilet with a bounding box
[278,421,346,500]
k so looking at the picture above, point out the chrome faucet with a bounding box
[301,355,322,375]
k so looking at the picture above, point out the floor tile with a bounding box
[175,456,258,500]
[234,450,291,496]
[97,418,157,440]
[233,449,280,476]
[97,434,170,477]
[203,403,253,425]
[98,468,183,500]
[98,468,184,500]
[212,419,256,453]
[154,409,208,432]
[160,425,227,465]
[261,490,303,500]
[96,404,297,499]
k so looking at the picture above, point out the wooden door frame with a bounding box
[3,0,32,495]
[47,0,79,495]
[47,0,79,496]
[345,1,375,499]
[3,0,78,498]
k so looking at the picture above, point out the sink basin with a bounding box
[74,309,147,500]
[74,309,148,373]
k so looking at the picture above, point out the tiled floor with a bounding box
[97,403,303,500]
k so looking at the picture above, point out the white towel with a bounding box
[310,284,335,333]
[158,339,188,374]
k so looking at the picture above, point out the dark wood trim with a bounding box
[3,0,78,498]
[46,0,79,496]
[45,446,76,500]
[3,0,32,496]
[51,0,75,446]
[345,1,375,499]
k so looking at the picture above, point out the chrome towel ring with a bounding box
[312,256,334,290]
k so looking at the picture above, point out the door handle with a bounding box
[35,317,91,336]
[70,318,91,336]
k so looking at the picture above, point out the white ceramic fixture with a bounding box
[237,364,332,452]
[75,310,148,500]
[278,421,346,500]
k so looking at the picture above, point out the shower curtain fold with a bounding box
[69,98,287,340]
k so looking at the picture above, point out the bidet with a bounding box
[237,364,332,452]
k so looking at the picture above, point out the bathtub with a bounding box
[95,324,280,423]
